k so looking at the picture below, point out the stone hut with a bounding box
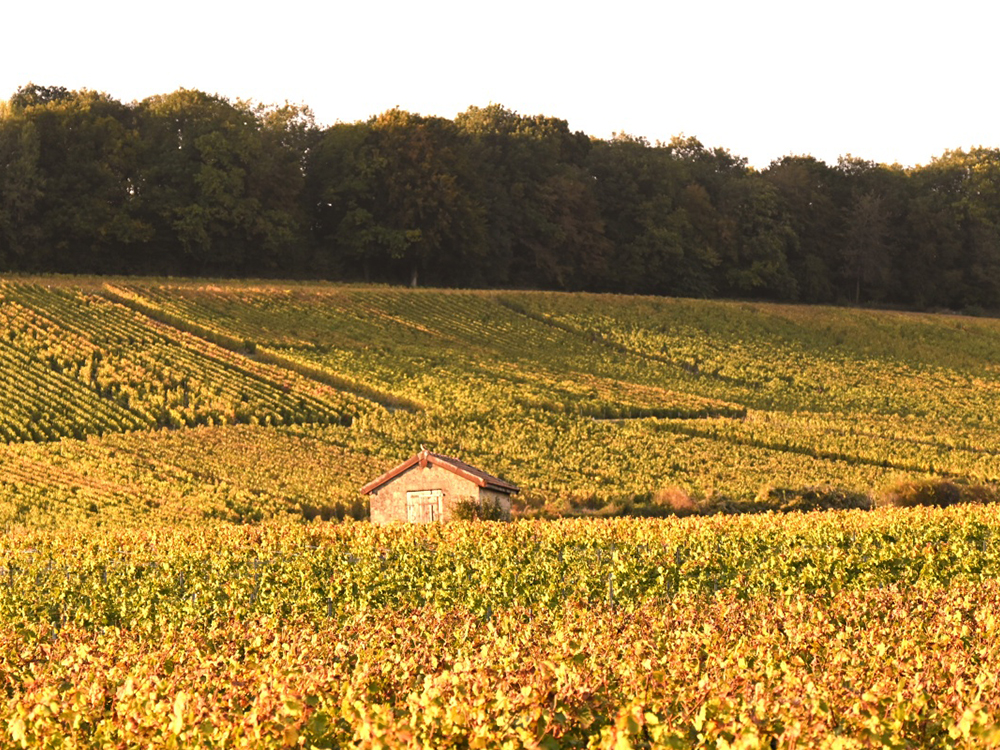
[361,449,519,524]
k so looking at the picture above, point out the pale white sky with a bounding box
[2,0,996,168]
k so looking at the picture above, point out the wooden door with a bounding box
[406,489,443,523]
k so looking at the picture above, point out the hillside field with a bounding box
[3,276,1000,524]
[2,277,1000,747]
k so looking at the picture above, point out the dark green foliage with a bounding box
[307,109,487,287]
[0,85,313,277]
[879,479,1000,508]
[755,486,873,513]
[4,84,1000,311]
[452,496,509,521]
[547,485,873,518]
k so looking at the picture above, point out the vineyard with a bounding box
[3,510,1000,747]
[3,277,1000,523]
[2,277,1000,745]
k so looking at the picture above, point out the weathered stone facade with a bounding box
[363,451,517,524]
[368,465,514,523]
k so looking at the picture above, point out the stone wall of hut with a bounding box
[368,464,513,524]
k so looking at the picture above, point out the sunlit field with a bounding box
[2,277,1000,746]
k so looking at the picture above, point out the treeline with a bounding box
[2,83,1000,311]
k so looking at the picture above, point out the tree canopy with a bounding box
[2,83,1000,313]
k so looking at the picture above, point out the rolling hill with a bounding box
[2,276,999,527]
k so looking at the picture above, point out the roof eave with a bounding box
[432,456,490,489]
[485,483,519,494]
[360,454,421,495]
[360,451,520,496]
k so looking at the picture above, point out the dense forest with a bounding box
[1,83,999,311]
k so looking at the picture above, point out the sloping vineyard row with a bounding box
[509,292,1000,422]
[0,403,949,527]
[4,279,1000,511]
[335,409,899,504]
[98,425,371,520]
[646,412,1000,483]
[120,284,722,415]
[119,284,1000,443]
[0,425,373,530]
[4,283,161,345]
[123,285,362,348]
[117,283,741,420]
[0,283,377,444]
[511,291,1000,371]
[0,337,146,441]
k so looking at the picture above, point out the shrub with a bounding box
[957,481,1000,505]
[879,478,1000,508]
[694,492,742,515]
[879,479,962,508]
[756,485,873,513]
[650,486,699,516]
[298,501,339,522]
[557,488,699,519]
[452,496,509,521]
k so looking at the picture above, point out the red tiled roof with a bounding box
[360,450,519,495]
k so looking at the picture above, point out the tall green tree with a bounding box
[717,173,799,300]
[0,84,145,272]
[900,158,966,308]
[367,108,486,287]
[762,155,844,302]
[834,157,908,303]
[305,121,376,278]
[587,134,719,296]
[924,149,1000,309]
[134,90,312,275]
[455,105,608,289]
[841,190,891,304]
[308,109,485,286]
[0,102,43,267]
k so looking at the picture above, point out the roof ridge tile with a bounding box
[360,451,519,495]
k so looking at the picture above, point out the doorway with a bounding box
[406,489,443,523]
